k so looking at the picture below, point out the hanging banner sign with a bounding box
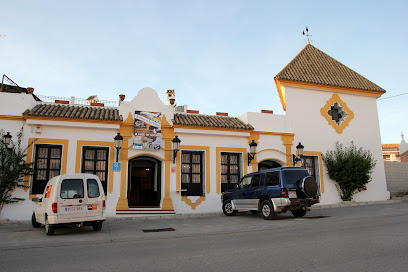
[133,111,162,150]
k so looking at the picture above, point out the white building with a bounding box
[0,44,390,220]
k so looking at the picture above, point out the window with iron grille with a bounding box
[181,151,204,196]
[81,146,109,194]
[32,144,62,194]
[221,152,241,192]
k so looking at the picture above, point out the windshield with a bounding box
[284,170,309,187]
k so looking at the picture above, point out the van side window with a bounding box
[265,172,280,186]
[252,175,261,187]
[87,179,100,198]
[240,176,252,188]
[60,179,84,199]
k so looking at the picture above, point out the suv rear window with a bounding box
[60,179,84,199]
[284,170,309,186]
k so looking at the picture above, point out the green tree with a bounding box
[0,130,34,213]
[322,141,376,201]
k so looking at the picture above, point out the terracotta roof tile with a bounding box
[172,113,253,130]
[275,44,386,93]
[23,104,122,122]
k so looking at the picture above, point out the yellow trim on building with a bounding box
[280,135,294,166]
[181,196,206,210]
[75,140,115,194]
[320,94,355,134]
[216,147,248,194]
[274,78,384,111]
[160,115,175,211]
[25,138,69,192]
[127,153,164,161]
[115,113,134,211]
[174,124,253,133]
[258,131,294,137]
[303,151,325,194]
[0,115,25,121]
[274,78,287,111]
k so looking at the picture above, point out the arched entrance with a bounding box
[258,159,283,171]
[128,156,162,207]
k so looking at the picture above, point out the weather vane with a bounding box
[302,26,311,44]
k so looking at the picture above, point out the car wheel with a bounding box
[31,213,41,228]
[223,200,238,216]
[250,210,260,214]
[261,200,275,220]
[93,221,103,231]
[45,216,55,236]
[291,209,307,217]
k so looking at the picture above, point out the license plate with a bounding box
[289,191,297,199]
[65,206,83,212]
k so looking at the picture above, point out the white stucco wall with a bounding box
[0,84,391,220]
[284,85,389,204]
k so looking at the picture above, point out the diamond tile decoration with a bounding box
[320,94,354,134]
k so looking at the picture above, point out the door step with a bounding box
[116,207,176,216]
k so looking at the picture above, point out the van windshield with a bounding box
[60,179,84,199]
[284,170,309,188]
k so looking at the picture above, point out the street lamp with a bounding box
[172,135,181,164]
[114,132,123,162]
[247,140,258,166]
[3,132,12,147]
[293,142,304,167]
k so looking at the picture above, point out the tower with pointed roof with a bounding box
[273,43,389,202]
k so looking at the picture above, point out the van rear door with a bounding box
[85,178,104,218]
[58,178,87,219]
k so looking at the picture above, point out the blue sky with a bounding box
[1,0,407,144]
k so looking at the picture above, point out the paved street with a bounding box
[1,202,408,272]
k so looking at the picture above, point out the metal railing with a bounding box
[36,95,119,108]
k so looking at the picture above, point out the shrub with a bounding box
[0,130,34,213]
[322,141,376,201]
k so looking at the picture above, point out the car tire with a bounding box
[261,200,275,220]
[93,221,103,231]
[45,216,55,236]
[31,213,41,228]
[291,209,307,217]
[223,200,238,216]
[250,210,260,214]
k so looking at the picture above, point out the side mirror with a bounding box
[235,184,239,189]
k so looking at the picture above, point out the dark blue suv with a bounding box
[221,167,320,220]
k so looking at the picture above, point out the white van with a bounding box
[31,173,106,235]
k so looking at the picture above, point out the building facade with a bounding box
[0,44,390,220]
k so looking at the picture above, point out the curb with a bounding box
[1,199,407,224]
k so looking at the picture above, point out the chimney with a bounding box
[187,110,199,114]
[261,110,273,114]
[216,112,228,116]
[166,89,175,105]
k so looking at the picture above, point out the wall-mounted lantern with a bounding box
[3,132,12,147]
[247,140,258,166]
[292,142,304,167]
[172,135,181,164]
[114,132,123,162]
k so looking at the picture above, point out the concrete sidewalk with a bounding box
[1,195,407,224]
